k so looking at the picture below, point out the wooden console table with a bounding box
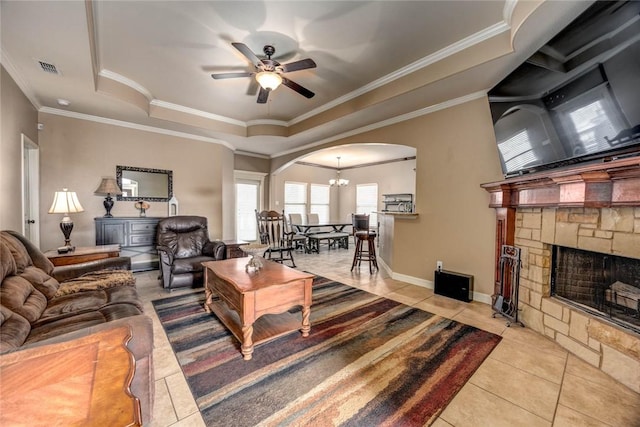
[44,245,120,266]
[95,217,162,272]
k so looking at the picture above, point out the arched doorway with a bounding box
[271,143,416,223]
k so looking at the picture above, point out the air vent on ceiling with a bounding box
[37,60,59,75]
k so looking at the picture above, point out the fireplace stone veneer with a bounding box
[482,157,640,393]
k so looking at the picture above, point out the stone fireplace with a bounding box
[482,157,640,393]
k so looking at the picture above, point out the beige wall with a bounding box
[1,65,39,231]
[38,113,234,251]
[271,97,503,298]
[234,153,271,206]
[234,153,270,173]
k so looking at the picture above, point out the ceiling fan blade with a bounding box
[257,87,270,104]
[280,58,317,73]
[246,78,260,96]
[281,77,315,99]
[211,72,254,80]
[232,42,263,69]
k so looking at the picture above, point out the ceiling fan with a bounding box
[211,43,317,104]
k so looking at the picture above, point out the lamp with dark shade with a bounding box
[48,188,84,249]
[94,177,122,217]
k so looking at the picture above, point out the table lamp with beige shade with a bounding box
[48,188,84,252]
[94,177,122,217]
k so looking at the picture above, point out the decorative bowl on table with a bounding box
[240,244,270,271]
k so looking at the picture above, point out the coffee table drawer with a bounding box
[255,282,306,312]
[213,280,242,312]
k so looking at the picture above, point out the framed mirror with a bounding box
[116,165,173,202]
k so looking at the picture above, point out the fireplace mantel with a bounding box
[481,155,640,288]
[481,156,640,209]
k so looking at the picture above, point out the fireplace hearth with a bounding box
[552,246,640,332]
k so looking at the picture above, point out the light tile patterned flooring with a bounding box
[137,245,640,427]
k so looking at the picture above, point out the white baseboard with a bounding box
[378,257,492,304]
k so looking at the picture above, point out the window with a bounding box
[284,182,307,217]
[498,128,538,172]
[555,85,625,156]
[356,183,378,226]
[310,184,330,223]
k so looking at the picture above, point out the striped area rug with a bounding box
[152,276,501,426]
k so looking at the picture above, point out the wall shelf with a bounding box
[382,193,413,213]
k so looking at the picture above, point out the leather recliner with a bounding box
[156,216,226,290]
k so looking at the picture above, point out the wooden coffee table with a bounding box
[202,258,314,360]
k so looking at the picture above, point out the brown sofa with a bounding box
[0,230,154,425]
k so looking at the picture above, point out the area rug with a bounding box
[152,276,501,426]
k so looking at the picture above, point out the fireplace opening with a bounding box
[552,246,640,333]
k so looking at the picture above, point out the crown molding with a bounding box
[246,118,288,127]
[234,170,268,179]
[39,106,235,150]
[98,69,153,101]
[276,90,488,158]
[1,50,41,110]
[235,150,270,159]
[150,99,246,128]
[290,21,510,127]
[503,0,519,24]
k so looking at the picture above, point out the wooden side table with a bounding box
[222,240,248,259]
[44,245,121,266]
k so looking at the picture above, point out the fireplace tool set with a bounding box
[492,245,524,327]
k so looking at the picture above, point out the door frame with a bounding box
[21,133,40,247]
[234,170,266,241]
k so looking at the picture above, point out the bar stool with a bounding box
[350,214,379,274]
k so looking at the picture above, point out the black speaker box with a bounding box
[434,270,473,302]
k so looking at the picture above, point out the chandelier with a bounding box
[329,157,349,187]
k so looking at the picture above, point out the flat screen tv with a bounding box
[489,1,640,177]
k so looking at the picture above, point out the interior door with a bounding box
[22,134,40,247]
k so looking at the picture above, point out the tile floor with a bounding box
[137,245,640,427]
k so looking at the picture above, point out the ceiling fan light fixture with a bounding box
[256,71,282,91]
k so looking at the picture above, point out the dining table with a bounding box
[292,222,352,234]
[291,222,353,254]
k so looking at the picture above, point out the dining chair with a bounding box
[307,213,319,224]
[255,210,296,267]
[305,213,322,234]
[289,213,303,226]
[287,213,307,252]
[351,213,379,273]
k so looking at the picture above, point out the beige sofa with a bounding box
[0,230,154,425]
